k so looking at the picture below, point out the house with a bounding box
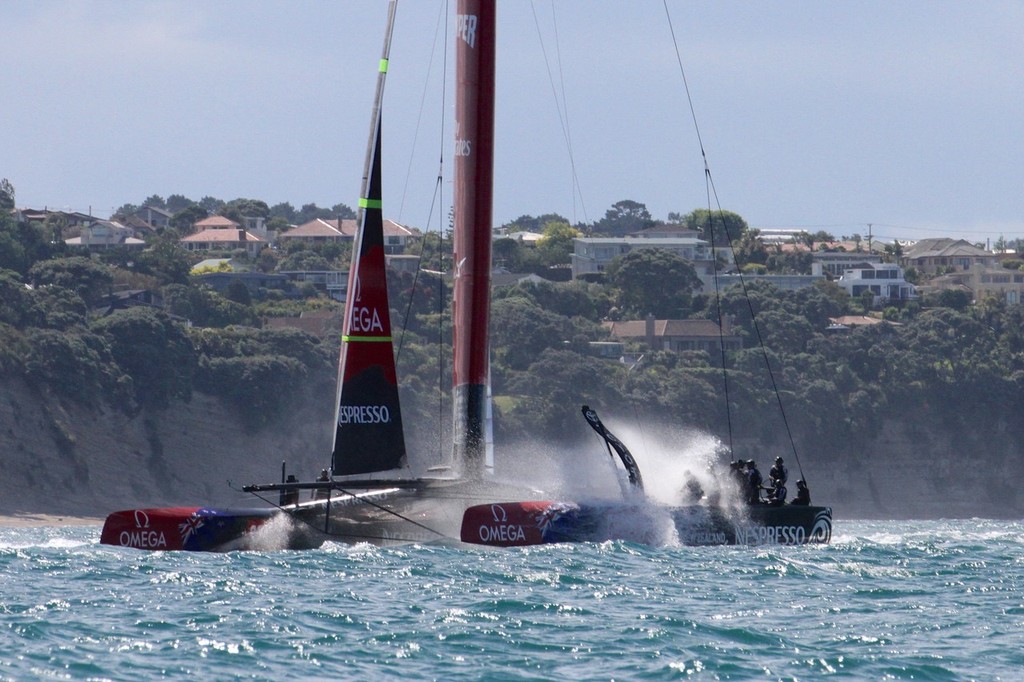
[279,270,348,301]
[630,225,700,239]
[386,254,421,273]
[572,235,716,279]
[17,208,94,229]
[836,263,917,306]
[278,218,415,254]
[278,218,348,244]
[94,288,165,316]
[927,263,1024,305]
[500,231,544,245]
[491,271,546,288]
[180,228,266,257]
[900,238,995,275]
[132,205,172,231]
[698,272,824,294]
[192,270,288,295]
[811,250,884,278]
[605,315,742,354]
[263,309,343,338]
[192,215,241,231]
[65,219,146,250]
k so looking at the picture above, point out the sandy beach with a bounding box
[0,514,104,528]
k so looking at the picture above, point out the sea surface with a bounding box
[2,519,1022,680]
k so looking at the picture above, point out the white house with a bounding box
[836,263,917,305]
[571,236,716,279]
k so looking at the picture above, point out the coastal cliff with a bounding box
[1,376,1018,521]
[0,377,333,518]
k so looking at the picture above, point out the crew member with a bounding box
[767,481,787,506]
[681,470,704,503]
[745,460,763,504]
[314,468,331,500]
[769,456,788,488]
[791,479,811,506]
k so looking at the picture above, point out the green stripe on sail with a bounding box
[359,198,383,209]
[342,335,392,343]
[379,58,389,73]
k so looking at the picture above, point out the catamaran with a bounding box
[101,0,831,552]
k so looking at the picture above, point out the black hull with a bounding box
[460,501,833,547]
[671,504,832,546]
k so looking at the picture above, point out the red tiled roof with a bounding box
[181,229,263,243]
[193,215,240,229]
[281,218,346,238]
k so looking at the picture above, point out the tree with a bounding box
[198,196,225,213]
[165,194,194,213]
[28,256,114,307]
[492,237,524,271]
[0,178,14,211]
[536,221,579,267]
[592,200,654,237]
[91,307,194,407]
[0,268,30,326]
[295,203,335,224]
[169,204,208,235]
[137,230,192,284]
[224,279,253,306]
[331,203,356,219]
[222,198,270,223]
[500,213,569,234]
[112,203,139,220]
[489,296,574,371]
[24,328,122,402]
[269,202,296,221]
[733,228,769,267]
[163,283,255,328]
[278,249,330,271]
[605,248,702,318]
[142,194,166,209]
[27,286,89,330]
[682,208,749,247]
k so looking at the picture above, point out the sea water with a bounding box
[2,520,1022,680]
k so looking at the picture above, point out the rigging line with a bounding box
[663,1,707,162]
[664,1,734,458]
[235,483,450,541]
[663,1,806,482]
[707,201,736,460]
[528,0,589,225]
[707,171,806,484]
[396,0,447,223]
[548,1,588,225]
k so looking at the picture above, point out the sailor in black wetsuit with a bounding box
[767,456,788,505]
[769,456,788,489]
[791,479,811,506]
[745,460,763,504]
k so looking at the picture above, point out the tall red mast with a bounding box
[452,0,496,478]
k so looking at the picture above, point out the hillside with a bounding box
[0,377,333,518]
[2,373,1019,523]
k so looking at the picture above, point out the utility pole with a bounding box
[867,223,873,252]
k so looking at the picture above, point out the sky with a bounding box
[3,1,1022,245]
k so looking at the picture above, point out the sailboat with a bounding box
[101,0,537,551]
[100,0,831,552]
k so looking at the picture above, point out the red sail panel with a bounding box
[332,113,407,476]
[452,0,496,477]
